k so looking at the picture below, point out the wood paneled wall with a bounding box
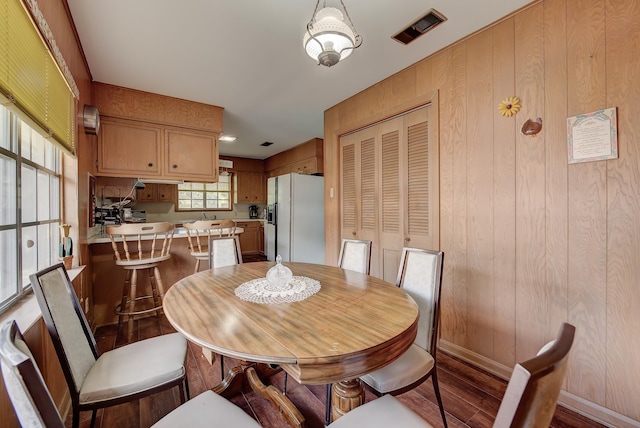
[324,0,640,425]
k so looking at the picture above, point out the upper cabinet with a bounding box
[265,138,323,178]
[98,117,162,177]
[93,83,223,182]
[235,172,266,204]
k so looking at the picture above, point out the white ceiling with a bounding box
[66,0,532,159]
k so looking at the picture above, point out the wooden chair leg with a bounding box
[148,267,162,316]
[117,270,132,334]
[154,266,166,303]
[194,259,200,274]
[127,269,138,342]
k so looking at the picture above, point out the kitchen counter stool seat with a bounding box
[106,222,175,341]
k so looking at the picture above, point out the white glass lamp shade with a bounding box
[304,7,358,66]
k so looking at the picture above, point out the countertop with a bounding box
[87,218,266,245]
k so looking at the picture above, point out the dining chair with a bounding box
[493,322,576,427]
[184,219,237,273]
[0,319,261,428]
[337,238,372,274]
[330,322,576,428]
[105,221,174,341]
[208,234,243,269]
[360,247,448,427]
[309,238,372,425]
[205,234,243,377]
[29,263,189,428]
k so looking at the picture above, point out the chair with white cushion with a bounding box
[208,235,243,269]
[184,219,237,273]
[204,234,242,376]
[337,238,372,274]
[29,263,189,428]
[330,322,576,428]
[360,247,448,427]
[0,319,260,428]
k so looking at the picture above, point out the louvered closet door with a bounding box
[403,106,439,251]
[340,127,379,275]
[378,117,405,283]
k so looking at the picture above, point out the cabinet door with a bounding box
[237,222,259,255]
[136,183,157,202]
[340,127,379,276]
[157,184,174,202]
[292,157,317,175]
[164,129,218,181]
[236,172,266,204]
[378,117,405,283]
[98,118,162,177]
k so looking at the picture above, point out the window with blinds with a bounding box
[0,0,75,153]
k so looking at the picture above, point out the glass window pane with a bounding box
[191,183,204,190]
[31,130,45,167]
[37,223,51,270]
[50,176,60,219]
[219,200,229,209]
[20,122,32,161]
[0,105,10,151]
[0,154,16,225]
[37,170,50,221]
[0,229,17,301]
[21,225,37,287]
[178,190,191,200]
[44,141,56,171]
[192,200,204,209]
[192,191,203,201]
[178,183,191,190]
[178,200,191,209]
[21,164,36,223]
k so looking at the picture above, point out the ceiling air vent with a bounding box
[392,9,447,45]
[261,142,274,147]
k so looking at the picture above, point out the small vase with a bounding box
[266,255,293,290]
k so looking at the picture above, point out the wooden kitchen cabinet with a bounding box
[164,128,219,181]
[98,117,163,177]
[236,221,260,255]
[258,222,265,254]
[97,117,219,182]
[136,183,174,202]
[235,172,266,204]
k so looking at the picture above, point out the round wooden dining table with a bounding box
[163,261,419,425]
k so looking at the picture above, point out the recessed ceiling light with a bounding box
[219,135,237,142]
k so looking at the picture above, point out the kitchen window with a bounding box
[176,174,233,211]
[0,104,62,313]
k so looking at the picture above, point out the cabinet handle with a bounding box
[172,164,178,169]
[405,237,411,243]
[148,163,153,167]
[352,231,357,236]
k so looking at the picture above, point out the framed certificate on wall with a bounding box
[567,107,618,164]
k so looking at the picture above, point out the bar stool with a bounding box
[183,219,236,273]
[106,222,175,341]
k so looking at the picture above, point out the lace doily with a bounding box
[235,276,321,304]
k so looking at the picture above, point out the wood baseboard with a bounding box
[438,339,640,428]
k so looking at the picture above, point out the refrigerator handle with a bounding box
[273,202,278,226]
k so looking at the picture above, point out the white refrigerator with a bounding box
[265,173,324,263]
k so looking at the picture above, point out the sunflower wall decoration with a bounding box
[498,96,521,117]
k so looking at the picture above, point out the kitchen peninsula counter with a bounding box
[88,221,257,327]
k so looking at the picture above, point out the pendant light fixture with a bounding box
[303,0,363,67]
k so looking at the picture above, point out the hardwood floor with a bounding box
[72,312,607,428]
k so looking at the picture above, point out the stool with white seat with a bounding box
[106,221,174,342]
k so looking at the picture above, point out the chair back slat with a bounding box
[494,323,576,427]
[396,248,443,353]
[29,264,98,399]
[106,222,174,263]
[0,320,66,428]
[338,239,372,274]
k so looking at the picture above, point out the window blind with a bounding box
[0,0,75,153]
